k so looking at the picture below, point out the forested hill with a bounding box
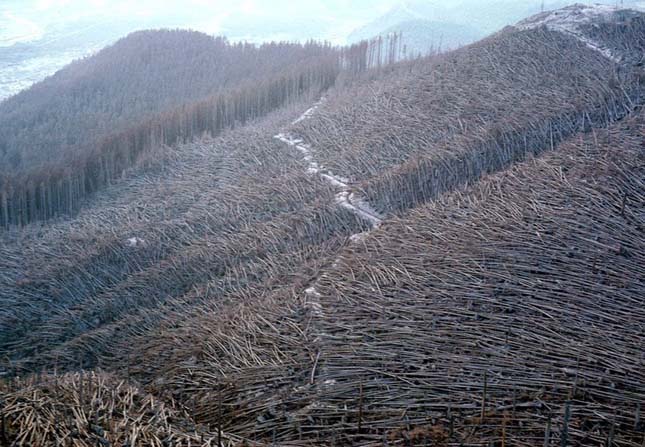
[0,30,400,227]
[0,30,337,173]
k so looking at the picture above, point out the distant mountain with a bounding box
[349,0,645,55]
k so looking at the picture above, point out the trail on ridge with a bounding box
[274,99,383,231]
[273,99,384,384]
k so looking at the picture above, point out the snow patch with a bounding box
[274,133,298,146]
[275,99,383,238]
[126,237,145,248]
[350,232,371,243]
[292,98,326,125]
[335,191,383,228]
[305,287,322,297]
[296,145,312,156]
[321,173,348,188]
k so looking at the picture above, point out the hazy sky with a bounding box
[0,0,402,45]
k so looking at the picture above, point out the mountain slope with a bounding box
[0,30,343,227]
[0,5,644,446]
[267,104,644,444]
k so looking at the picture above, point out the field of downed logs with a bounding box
[0,102,368,375]
[296,23,644,216]
[123,105,643,447]
[1,93,642,447]
[282,108,644,445]
[1,9,644,447]
[0,372,220,446]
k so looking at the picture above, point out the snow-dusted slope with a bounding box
[517,3,620,29]
[273,100,384,366]
[515,3,634,62]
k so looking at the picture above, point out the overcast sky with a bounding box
[0,0,402,46]
[5,0,645,47]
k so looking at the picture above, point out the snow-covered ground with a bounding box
[515,3,626,62]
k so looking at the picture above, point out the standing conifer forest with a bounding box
[0,3,644,446]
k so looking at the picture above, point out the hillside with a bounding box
[0,32,347,228]
[0,29,404,228]
[302,5,644,216]
[0,4,644,446]
[0,29,339,173]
